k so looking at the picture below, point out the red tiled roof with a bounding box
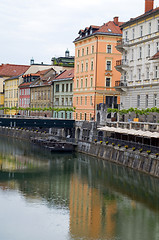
[19,82,33,88]
[121,7,159,28]
[150,52,159,60]
[96,21,122,34]
[55,69,74,80]
[0,64,29,77]
[36,68,53,75]
[75,19,123,42]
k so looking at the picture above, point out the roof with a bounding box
[74,19,123,42]
[121,7,159,29]
[19,82,33,88]
[55,69,74,81]
[22,68,54,78]
[0,64,29,77]
[150,51,159,60]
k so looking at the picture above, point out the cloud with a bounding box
[0,0,158,64]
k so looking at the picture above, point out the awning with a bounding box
[98,126,159,139]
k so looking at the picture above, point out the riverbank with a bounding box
[0,126,159,178]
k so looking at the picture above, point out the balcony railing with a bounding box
[116,59,129,66]
[115,81,127,87]
[117,38,129,46]
[97,103,119,110]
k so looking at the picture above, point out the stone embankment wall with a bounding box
[77,141,159,178]
[0,127,49,140]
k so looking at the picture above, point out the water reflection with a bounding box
[0,136,159,240]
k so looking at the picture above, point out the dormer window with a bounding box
[108,29,112,32]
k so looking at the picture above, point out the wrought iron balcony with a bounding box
[115,81,127,87]
[116,39,129,52]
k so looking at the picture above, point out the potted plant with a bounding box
[112,143,115,146]
[125,145,128,149]
[94,139,97,143]
[147,150,151,155]
[139,148,143,153]
[105,141,109,145]
[118,144,121,148]
[155,153,159,158]
[132,147,136,151]
[100,141,103,144]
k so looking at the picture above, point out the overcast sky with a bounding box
[0,0,158,65]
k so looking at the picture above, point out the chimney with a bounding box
[145,0,154,13]
[114,17,119,25]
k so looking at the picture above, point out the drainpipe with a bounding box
[94,36,98,121]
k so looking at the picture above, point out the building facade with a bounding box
[73,17,122,122]
[116,0,159,121]
[19,68,55,115]
[52,69,74,119]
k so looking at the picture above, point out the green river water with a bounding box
[0,136,159,240]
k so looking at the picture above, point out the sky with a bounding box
[0,0,158,65]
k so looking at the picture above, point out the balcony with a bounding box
[116,38,129,52]
[115,81,127,93]
[115,59,129,72]
[97,103,119,111]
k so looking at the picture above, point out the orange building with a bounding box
[73,17,123,121]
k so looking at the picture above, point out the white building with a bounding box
[116,0,159,120]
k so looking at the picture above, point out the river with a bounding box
[0,136,159,240]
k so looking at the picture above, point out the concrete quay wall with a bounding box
[77,141,159,178]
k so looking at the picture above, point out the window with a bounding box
[81,62,84,72]
[137,95,140,107]
[90,96,93,105]
[90,113,92,120]
[76,113,78,119]
[85,96,87,105]
[91,60,94,70]
[77,63,79,73]
[69,112,72,119]
[157,42,159,52]
[124,72,127,81]
[62,84,64,92]
[62,98,64,105]
[139,47,142,59]
[65,98,68,105]
[125,31,128,41]
[130,70,133,81]
[155,66,158,78]
[138,69,141,80]
[131,49,134,60]
[70,98,72,106]
[77,49,80,57]
[106,61,111,71]
[85,78,87,88]
[132,28,135,39]
[70,83,73,92]
[55,98,59,106]
[81,79,83,88]
[157,20,159,31]
[66,84,69,92]
[80,113,82,120]
[86,47,89,55]
[85,62,88,72]
[80,96,82,105]
[82,48,84,56]
[90,77,93,87]
[140,26,143,37]
[61,112,64,119]
[154,94,157,107]
[106,78,111,87]
[55,84,59,92]
[107,45,112,53]
[84,113,87,121]
[91,45,94,53]
[76,97,78,105]
[77,79,79,88]
[145,95,149,108]
[146,67,150,79]
[148,44,150,57]
[149,22,151,34]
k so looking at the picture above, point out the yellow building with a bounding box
[0,64,29,115]
[4,76,21,115]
